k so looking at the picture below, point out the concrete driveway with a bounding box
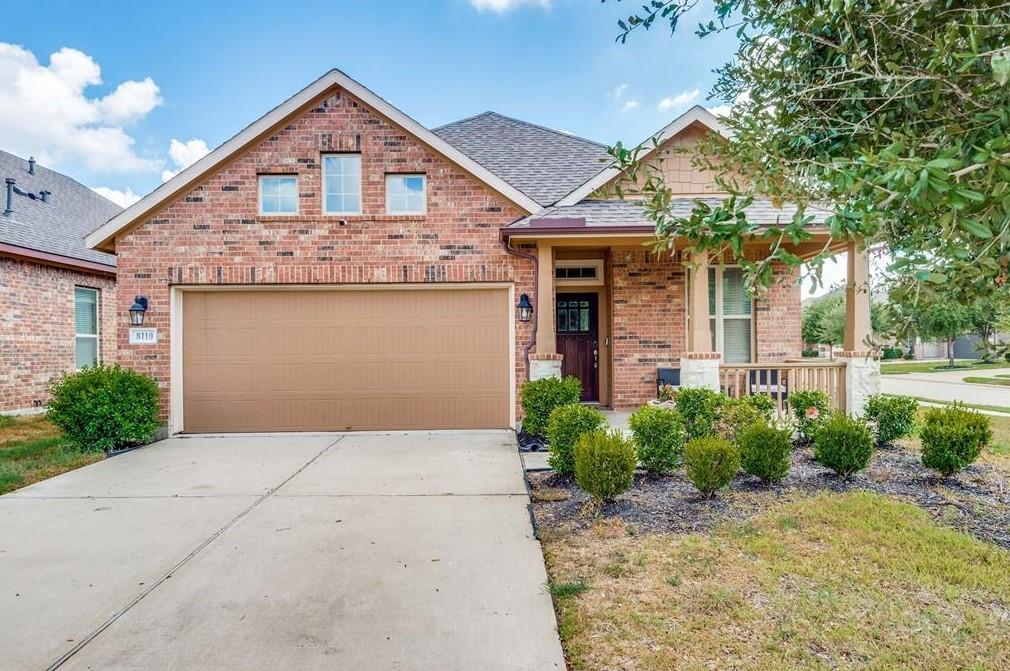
[0,432,565,670]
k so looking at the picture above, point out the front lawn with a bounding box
[963,375,1010,387]
[0,415,102,494]
[881,359,1010,375]
[544,492,1010,671]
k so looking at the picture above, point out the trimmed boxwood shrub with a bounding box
[676,388,727,440]
[864,394,918,444]
[47,364,160,453]
[812,413,874,477]
[920,404,992,476]
[788,390,832,441]
[573,430,637,503]
[683,436,740,498]
[520,375,582,439]
[738,421,792,484]
[628,404,686,474]
[546,403,607,475]
[715,395,776,444]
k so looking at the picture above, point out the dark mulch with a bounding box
[528,442,1010,549]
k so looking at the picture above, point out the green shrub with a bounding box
[881,347,904,360]
[738,421,792,484]
[801,349,820,358]
[683,436,740,498]
[812,413,874,477]
[676,388,727,440]
[920,404,991,476]
[788,390,832,441]
[546,403,607,475]
[864,394,918,444]
[573,430,637,502]
[47,364,160,453]
[628,404,686,474]
[714,395,776,444]
[520,376,582,438]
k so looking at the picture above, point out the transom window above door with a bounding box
[557,298,592,333]
[386,174,426,214]
[258,175,298,214]
[322,154,361,214]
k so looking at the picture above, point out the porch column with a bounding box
[838,238,879,415]
[530,241,562,380]
[681,248,721,391]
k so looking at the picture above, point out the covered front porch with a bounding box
[507,224,878,416]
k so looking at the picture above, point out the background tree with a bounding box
[607,0,1010,305]
[913,299,974,368]
[803,292,888,356]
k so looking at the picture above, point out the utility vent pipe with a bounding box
[28,157,36,175]
[4,179,13,216]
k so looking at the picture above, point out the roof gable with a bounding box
[86,70,542,252]
[434,112,610,206]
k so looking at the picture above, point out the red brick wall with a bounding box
[0,256,117,412]
[755,261,803,360]
[112,87,532,422]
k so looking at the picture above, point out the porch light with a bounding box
[517,293,533,322]
[129,296,149,326]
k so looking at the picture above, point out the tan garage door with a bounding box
[182,287,511,432]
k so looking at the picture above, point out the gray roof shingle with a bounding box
[0,150,119,267]
[507,198,832,229]
[433,112,610,206]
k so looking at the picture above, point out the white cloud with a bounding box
[610,83,628,99]
[0,43,163,173]
[657,87,701,111]
[621,100,640,113]
[160,138,210,182]
[469,0,549,12]
[92,186,141,208]
[708,104,732,117]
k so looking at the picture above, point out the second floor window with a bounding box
[386,174,426,214]
[323,154,361,214]
[259,175,298,214]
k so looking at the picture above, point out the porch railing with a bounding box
[719,362,846,417]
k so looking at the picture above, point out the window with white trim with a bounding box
[322,154,361,214]
[687,266,753,363]
[258,175,298,214]
[385,174,426,214]
[74,287,100,369]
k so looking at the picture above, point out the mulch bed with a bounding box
[528,442,1010,549]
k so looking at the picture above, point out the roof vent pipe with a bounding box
[4,179,14,216]
[28,157,36,175]
[40,190,50,203]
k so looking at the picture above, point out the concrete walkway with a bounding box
[0,432,565,671]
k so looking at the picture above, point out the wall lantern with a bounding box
[129,296,149,326]
[517,293,533,323]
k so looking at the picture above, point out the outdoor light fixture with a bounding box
[517,293,533,322]
[129,296,149,326]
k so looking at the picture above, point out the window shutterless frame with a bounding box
[257,174,299,215]
[74,286,100,369]
[385,173,426,214]
[685,264,754,363]
[322,154,362,215]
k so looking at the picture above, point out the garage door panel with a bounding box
[182,288,511,432]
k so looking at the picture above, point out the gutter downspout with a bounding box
[501,235,537,380]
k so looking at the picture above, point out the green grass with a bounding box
[0,415,102,495]
[962,376,1010,387]
[545,492,1010,670]
[881,359,1010,375]
[548,579,590,599]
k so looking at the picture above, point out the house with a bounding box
[85,69,875,434]
[1,150,120,414]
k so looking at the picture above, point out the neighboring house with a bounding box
[1,151,120,414]
[85,69,840,434]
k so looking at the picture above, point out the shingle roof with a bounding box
[0,150,119,267]
[507,198,832,229]
[433,112,610,206]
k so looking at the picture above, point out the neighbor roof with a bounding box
[504,198,832,234]
[0,149,119,269]
[434,112,611,206]
[86,69,542,252]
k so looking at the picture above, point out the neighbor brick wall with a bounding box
[0,256,117,412]
[112,87,532,422]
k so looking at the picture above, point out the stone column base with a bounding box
[529,353,563,381]
[679,352,722,391]
[837,350,880,416]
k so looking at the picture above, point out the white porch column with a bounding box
[531,241,562,379]
[681,248,721,390]
[837,238,879,415]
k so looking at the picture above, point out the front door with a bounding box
[556,293,599,402]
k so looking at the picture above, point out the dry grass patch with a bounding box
[544,491,1010,670]
[532,487,571,503]
[0,415,102,494]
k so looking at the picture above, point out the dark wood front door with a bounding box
[556,293,599,402]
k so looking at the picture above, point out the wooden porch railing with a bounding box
[719,362,846,417]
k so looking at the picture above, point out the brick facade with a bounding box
[0,256,117,412]
[112,88,533,421]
